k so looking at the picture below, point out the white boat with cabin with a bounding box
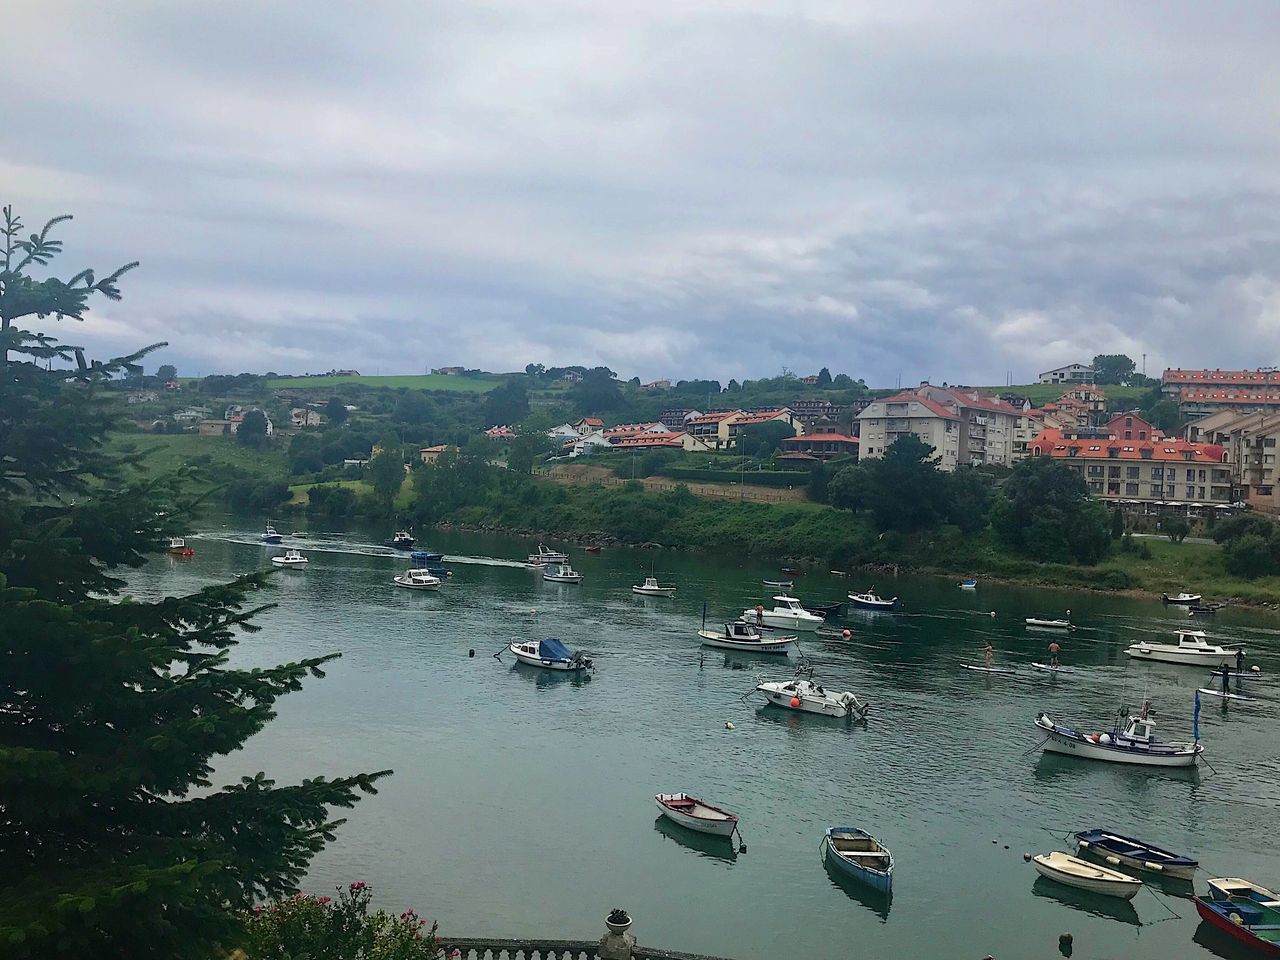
[699,621,797,654]
[393,568,442,590]
[654,793,739,838]
[1032,851,1143,900]
[755,670,869,719]
[507,638,593,671]
[1034,708,1202,767]
[261,522,283,544]
[1125,629,1241,668]
[1162,592,1202,604]
[542,563,583,583]
[848,588,897,611]
[741,596,825,631]
[271,549,309,567]
[1026,617,1074,630]
[632,576,676,597]
[528,544,570,565]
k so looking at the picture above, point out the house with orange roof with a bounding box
[722,409,803,450]
[780,432,859,461]
[607,431,710,452]
[685,410,740,449]
[916,385,1026,467]
[573,417,604,436]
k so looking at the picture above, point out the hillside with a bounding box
[267,373,502,393]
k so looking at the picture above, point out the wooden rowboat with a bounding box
[654,793,739,838]
[823,827,893,894]
[1195,878,1280,957]
[1073,829,1198,880]
[1032,851,1142,899]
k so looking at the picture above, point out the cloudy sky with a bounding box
[5,1,1280,385]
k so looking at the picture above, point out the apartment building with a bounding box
[1184,410,1280,514]
[1162,368,1280,396]
[1176,388,1280,419]
[915,385,1024,467]
[856,392,961,470]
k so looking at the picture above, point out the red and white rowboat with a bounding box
[654,793,739,838]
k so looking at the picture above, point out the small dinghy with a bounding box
[506,638,593,672]
[755,673,868,719]
[1032,851,1142,900]
[1195,878,1280,956]
[654,793,740,839]
[1034,708,1202,767]
[393,568,441,590]
[1073,829,1198,880]
[271,549,309,567]
[632,576,676,597]
[959,579,978,589]
[1163,592,1202,604]
[584,545,602,553]
[848,588,897,611]
[823,827,893,894]
[762,578,794,589]
[260,522,283,544]
[1026,617,1074,630]
[168,537,195,558]
[542,563,583,583]
[699,621,797,655]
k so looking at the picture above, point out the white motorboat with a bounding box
[755,669,869,719]
[384,530,416,550]
[507,638,593,671]
[167,537,195,557]
[1034,708,1202,767]
[740,596,825,631]
[1026,617,1074,630]
[1162,592,1202,604]
[654,793,739,838]
[1032,851,1143,900]
[528,544,570,565]
[393,569,442,590]
[699,621,797,654]
[542,563,582,583]
[1125,629,1241,668]
[271,549,309,568]
[261,522,283,544]
[848,588,897,611]
[632,576,676,597]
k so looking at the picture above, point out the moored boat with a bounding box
[1026,617,1074,630]
[699,621,797,655]
[755,671,868,719]
[393,568,441,590]
[584,545,603,553]
[1125,629,1242,668]
[167,537,195,557]
[261,522,283,544]
[741,596,825,631]
[654,793,739,838]
[1073,829,1198,880]
[1194,878,1280,956]
[823,827,893,894]
[959,579,978,589]
[1163,592,1203,604]
[848,588,897,611]
[762,578,794,589]
[384,530,416,550]
[271,549,309,567]
[632,576,676,597]
[1033,708,1202,767]
[528,544,569,565]
[1031,851,1142,900]
[542,563,583,583]
[507,638,593,671]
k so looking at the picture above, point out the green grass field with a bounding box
[973,383,1151,405]
[108,432,287,476]
[267,374,502,393]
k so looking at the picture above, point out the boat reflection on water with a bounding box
[652,816,738,864]
[508,662,593,689]
[1192,918,1265,960]
[823,846,891,921]
[1030,876,1141,926]
[752,705,865,735]
[1031,751,1202,786]
[700,650,798,671]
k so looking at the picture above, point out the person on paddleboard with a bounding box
[983,641,994,669]
[1048,640,1060,668]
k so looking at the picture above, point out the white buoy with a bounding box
[724,721,735,730]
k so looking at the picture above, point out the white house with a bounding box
[547,423,580,442]
[1037,363,1095,385]
[567,430,613,457]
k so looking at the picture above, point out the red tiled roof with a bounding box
[608,432,690,448]
[783,433,859,444]
[688,411,738,425]
[938,389,1023,417]
[1165,369,1280,386]
[575,417,604,426]
[1029,429,1225,463]
[876,391,960,420]
[731,410,791,426]
[605,422,661,435]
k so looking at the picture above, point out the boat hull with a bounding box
[393,577,440,591]
[1036,720,1200,767]
[849,596,896,610]
[698,631,796,654]
[632,586,676,596]
[1074,831,1197,881]
[543,574,582,583]
[271,559,308,567]
[824,829,893,894]
[509,647,587,671]
[261,535,283,544]
[1032,856,1141,900]
[654,796,737,838]
[1195,898,1280,957]
[759,686,864,718]
[1026,619,1071,630]
[1126,645,1238,667]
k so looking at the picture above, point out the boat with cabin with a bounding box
[848,588,897,611]
[261,522,283,544]
[542,563,583,583]
[1031,851,1143,900]
[271,549,309,568]
[528,544,570,565]
[754,666,869,719]
[1195,878,1280,956]
[1073,829,1198,880]
[167,537,195,558]
[1026,617,1074,630]
[699,621,797,654]
[506,638,593,672]
[741,596,825,631]
[392,568,441,591]
[654,793,740,839]
[1163,592,1203,604]
[410,550,449,577]
[959,579,978,589]
[384,530,416,550]
[822,827,894,894]
[632,576,676,597]
[1034,707,1202,767]
[1125,629,1242,668]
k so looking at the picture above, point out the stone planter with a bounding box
[605,917,632,935]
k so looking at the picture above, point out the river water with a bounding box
[129,519,1280,960]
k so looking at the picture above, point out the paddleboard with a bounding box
[1030,662,1069,674]
[961,663,1018,675]
[1197,687,1257,702]
[1209,669,1264,680]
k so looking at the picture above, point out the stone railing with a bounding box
[438,913,735,960]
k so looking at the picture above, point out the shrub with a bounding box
[245,882,436,960]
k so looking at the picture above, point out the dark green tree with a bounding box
[1111,508,1125,539]
[816,367,832,388]
[482,379,529,426]
[739,420,795,459]
[1144,398,1179,435]
[1164,517,1190,543]
[155,363,177,380]
[807,461,829,504]
[368,439,406,509]
[237,408,269,448]
[1224,533,1278,578]
[1092,354,1136,385]
[507,431,553,475]
[945,467,992,534]
[844,435,951,532]
[827,463,867,513]
[991,456,1111,563]
[570,366,622,412]
[0,206,387,959]
[325,396,349,425]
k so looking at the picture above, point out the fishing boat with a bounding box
[1031,852,1142,900]
[384,530,416,550]
[1194,878,1280,956]
[801,599,845,617]
[392,568,441,590]
[1033,708,1202,767]
[507,638,593,672]
[741,596,825,631]
[754,671,869,719]
[848,588,897,611]
[959,579,978,589]
[632,576,676,597]
[167,537,195,557]
[762,578,794,589]
[271,549,309,568]
[528,544,569,565]
[1026,617,1074,630]
[1188,602,1222,616]
[1073,829,1198,880]
[654,793,739,839]
[261,522,283,544]
[542,563,582,583]
[1125,629,1242,668]
[1163,592,1203,604]
[699,621,798,654]
[822,827,894,894]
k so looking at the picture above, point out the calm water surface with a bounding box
[127,519,1280,960]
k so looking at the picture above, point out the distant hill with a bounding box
[266,373,502,393]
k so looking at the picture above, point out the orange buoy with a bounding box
[790,696,801,708]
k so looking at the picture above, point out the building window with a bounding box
[1151,467,1164,480]
[1068,447,1079,456]
[1151,484,1164,496]
[1139,431,1148,440]
[1088,481,1103,492]
[1186,469,1195,481]
[1126,483,1139,495]
[1259,485,1275,496]
[1108,466,1121,478]
[1108,447,1119,458]
[1126,466,1139,479]
[1125,417,1133,427]
[1198,470,1206,482]
[1140,448,1152,459]
[1186,485,1195,498]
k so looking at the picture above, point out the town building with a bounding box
[431,366,466,375]
[546,423,580,442]
[290,408,323,428]
[856,392,961,470]
[198,419,238,436]
[126,391,159,405]
[1162,368,1280,396]
[1105,411,1157,442]
[914,385,1024,467]
[640,379,672,392]
[420,444,457,464]
[1176,388,1280,420]
[1184,410,1280,514]
[607,431,710,452]
[779,433,859,461]
[485,425,516,441]
[1038,363,1095,385]
[685,411,738,449]
[788,398,848,430]
[798,375,820,386]
[572,417,604,436]
[723,409,803,449]
[658,409,702,431]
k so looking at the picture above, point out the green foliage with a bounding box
[945,467,992,534]
[245,883,436,959]
[507,431,554,475]
[1092,353,1136,385]
[807,461,829,504]
[991,456,1112,564]
[1214,513,1280,578]
[569,366,622,412]
[739,420,795,458]
[482,379,529,426]
[827,463,866,512]
[661,466,808,488]
[237,408,269,448]
[816,367,832,387]
[325,396,349,425]
[1111,508,1125,539]
[0,206,388,958]
[1145,398,1180,434]
[155,363,177,380]
[853,434,951,532]
[368,443,406,510]
[1164,517,1190,543]
[267,373,500,392]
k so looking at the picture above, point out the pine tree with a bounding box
[0,207,390,959]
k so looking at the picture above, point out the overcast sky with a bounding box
[5,1,1280,385]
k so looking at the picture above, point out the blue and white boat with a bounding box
[823,827,893,894]
[507,638,593,672]
[410,550,449,577]
[1073,829,1198,880]
[959,579,978,589]
[260,521,283,544]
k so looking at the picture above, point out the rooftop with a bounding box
[1030,428,1225,463]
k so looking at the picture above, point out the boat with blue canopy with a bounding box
[506,638,593,672]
